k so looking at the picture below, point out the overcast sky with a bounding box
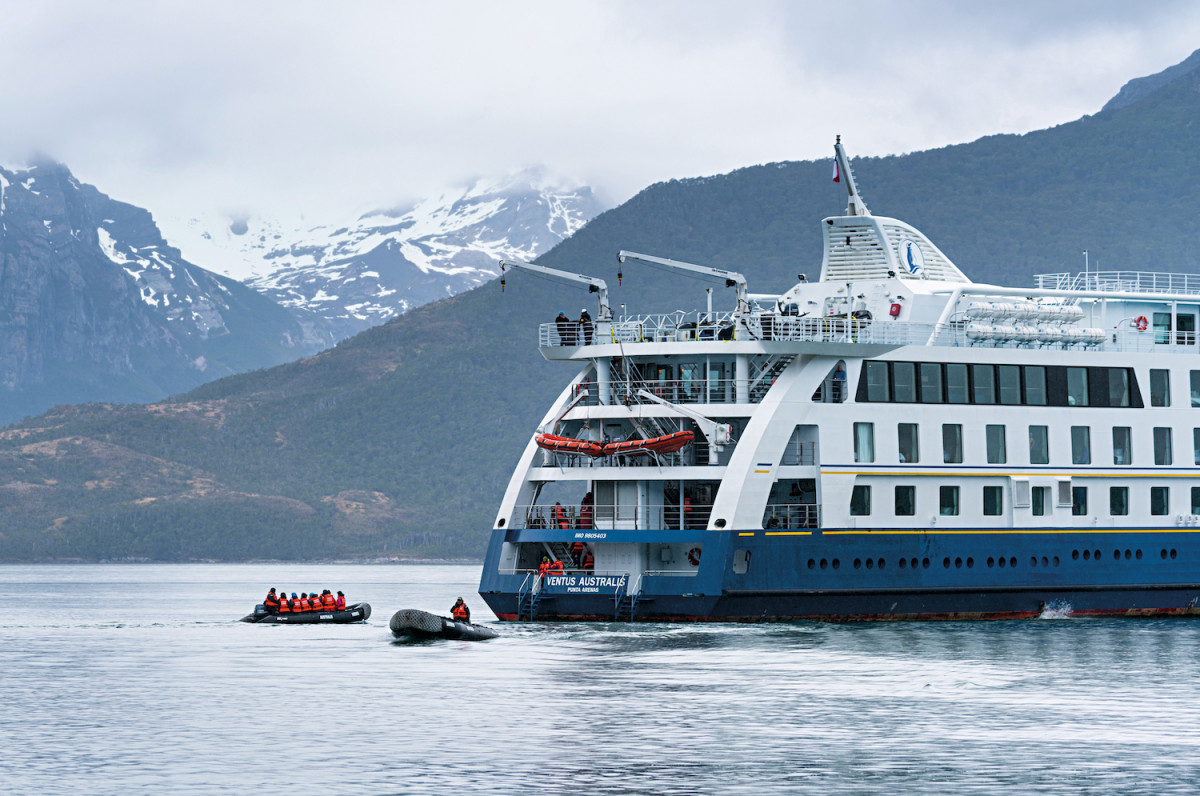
[2,0,1199,228]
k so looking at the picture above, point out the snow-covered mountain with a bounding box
[162,170,605,340]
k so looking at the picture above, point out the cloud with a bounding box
[1,0,1198,227]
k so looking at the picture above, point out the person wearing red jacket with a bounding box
[450,598,470,622]
[335,591,346,610]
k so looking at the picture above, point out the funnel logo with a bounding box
[899,238,925,276]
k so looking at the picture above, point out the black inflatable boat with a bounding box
[389,608,499,641]
[240,603,371,624]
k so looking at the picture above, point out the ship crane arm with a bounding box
[635,389,732,449]
[833,135,870,217]
[500,259,611,321]
[617,250,749,318]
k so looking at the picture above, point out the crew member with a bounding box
[552,501,568,529]
[579,491,594,529]
[263,588,280,614]
[548,557,565,574]
[571,540,585,566]
[451,597,470,622]
[582,550,594,569]
[335,591,346,610]
[278,591,292,613]
[538,556,552,576]
[579,308,594,345]
[555,311,574,346]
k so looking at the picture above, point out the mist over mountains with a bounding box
[2,49,1200,561]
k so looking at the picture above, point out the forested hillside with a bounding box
[3,57,1200,561]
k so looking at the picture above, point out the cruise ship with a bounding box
[478,138,1200,621]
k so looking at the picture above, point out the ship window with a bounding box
[1032,486,1048,516]
[986,425,1007,464]
[1192,487,1200,515]
[895,485,915,516]
[898,423,919,463]
[1194,428,1200,465]
[853,422,875,463]
[1071,426,1091,465]
[1067,368,1089,406]
[1108,369,1131,407]
[1110,486,1129,516]
[940,485,959,516]
[680,363,703,402]
[1178,314,1196,345]
[1113,427,1132,465]
[919,363,943,403]
[1192,371,1200,407]
[1029,425,1049,465]
[972,364,995,404]
[1151,486,1170,516]
[1154,427,1173,466]
[1057,480,1073,507]
[893,363,916,402]
[943,424,963,464]
[1150,369,1171,407]
[998,365,1021,405]
[1072,486,1088,516]
[850,485,871,516]
[733,549,751,574]
[1013,479,1031,508]
[946,364,969,404]
[1024,366,1047,405]
[865,361,890,402]
[983,486,1004,516]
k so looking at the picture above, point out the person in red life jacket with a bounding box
[570,541,585,565]
[335,591,346,610]
[278,591,292,613]
[322,591,336,612]
[582,550,594,570]
[299,593,312,611]
[551,502,569,529]
[538,556,552,577]
[579,491,594,529]
[290,593,302,612]
[450,597,470,622]
[263,588,280,614]
[548,558,565,574]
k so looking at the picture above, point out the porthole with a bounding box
[1072,549,1079,561]
[1009,557,1017,568]
[866,558,873,570]
[999,556,1007,568]
[913,558,921,569]
[1093,550,1101,561]
[497,518,506,528]
[955,557,962,568]
[987,557,995,568]
[715,518,727,529]
[899,558,907,569]
[1053,556,1060,566]
[966,557,974,568]
[1083,550,1091,561]
[922,558,930,569]
[1161,549,1168,560]
[1041,556,1049,567]
[832,558,841,569]
[1124,549,1131,560]
[1171,549,1178,560]
[808,558,816,569]
[1136,550,1143,560]
[1030,556,1037,568]
[820,558,828,570]
[854,558,862,570]
[943,557,951,568]
[877,558,886,570]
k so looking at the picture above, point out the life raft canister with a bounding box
[1134,315,1149,332]
[687,547,702,566]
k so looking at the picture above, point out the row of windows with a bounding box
[857,362,1144,408]
[804,549,1180,572]
[849,484,1200,517]
[853,421,1195,466]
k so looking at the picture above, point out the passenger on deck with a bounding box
[263,588,280,613]
[552,502,569,529]
[571,541,585,565]
[549,558,565,574]
[579,491,594,529]
[336,591,346,610]
[579,309,594,345]
[290,593,302,612]
[451,597,471,622]
[538,556,552,576]
[555,311,575,346]
[322,591,336,611]
[278,591,292,613]
[583,550,595,570]
[299,593,312,611]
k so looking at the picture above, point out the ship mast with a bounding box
[834,135,870,217]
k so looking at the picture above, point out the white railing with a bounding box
[516,502,713,531]
[762,503,820,530]
[1036,271,1200,296]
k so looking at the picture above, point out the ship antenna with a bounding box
[834,136,870,217]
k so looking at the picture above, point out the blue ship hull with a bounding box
[478,527,1200,621]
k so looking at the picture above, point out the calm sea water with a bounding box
[2,563,1199,795]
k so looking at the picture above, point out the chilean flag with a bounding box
[832,159,840,183]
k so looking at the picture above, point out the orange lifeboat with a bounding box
[602,430,694,457]
[535,433,604,457]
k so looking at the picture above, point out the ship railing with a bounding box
[572,378,740,406]
[762,503,820,530]
[516,502,714,531]
[536,447,704,468]
[780,440,817,465]
[1035,270,1200,295]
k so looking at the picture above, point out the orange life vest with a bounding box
[335,596,346,610]
[323,594,336,611]
[264,593,279,609]
[300,597,311,611]
[571,542,585,555]
[279,598,291,613]
[290,598,302,612]
[451,603,469,620]
[549,559,565,573]
[583,553,594,568]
